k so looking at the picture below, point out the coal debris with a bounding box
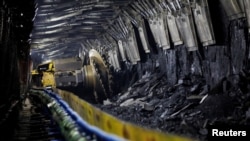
[95,71,250,141]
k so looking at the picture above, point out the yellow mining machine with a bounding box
[31,49,113,103]
[31,61,55,89]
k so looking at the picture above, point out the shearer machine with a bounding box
[32,49,114,103]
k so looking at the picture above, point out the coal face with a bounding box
[93,19,250,139]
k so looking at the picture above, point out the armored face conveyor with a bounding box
[30,88,194,141]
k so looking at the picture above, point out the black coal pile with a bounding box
[95,70,250,141]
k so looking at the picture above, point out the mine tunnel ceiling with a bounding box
[30,0,244,66]
[30,0,132,61]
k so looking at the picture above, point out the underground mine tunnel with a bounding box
[1,0,250,141]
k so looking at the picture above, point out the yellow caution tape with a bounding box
[56,89,196,141]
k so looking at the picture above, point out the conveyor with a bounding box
[30,88,125,141]
[28,88,194,141]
